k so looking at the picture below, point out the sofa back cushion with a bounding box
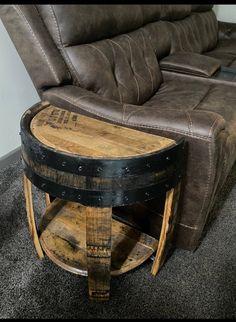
[191,11,218,53]
[64,29,162,105]
[0,5,72,93]
[37,5,144,46]
[1,4,217,100]
[143,21,172,60]
[36,5,163,104]
[160,4,191,21]
[168,8,218,55]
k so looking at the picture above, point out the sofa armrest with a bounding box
[42,85,226,141]
[218,21,236,40]
[42,85,125,122]
[160,53,221,78]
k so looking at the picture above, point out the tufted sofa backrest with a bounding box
[0,4,218,102]
[168,5,218,56]
[36,5,164,105]
[191,9,218,53]
[35,4,191,105]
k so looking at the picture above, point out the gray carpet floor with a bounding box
[0,159,235,319]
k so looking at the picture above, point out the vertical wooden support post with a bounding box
[151,186,178,276]
[86,206,112,301]
[23,175,44,259]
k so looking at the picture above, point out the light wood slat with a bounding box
[86,206,112,301]
[151,188,175,276]
[23,175,44,259]
[45,193,51,208]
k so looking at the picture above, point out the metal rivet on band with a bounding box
[61,191,66,197]
[97,167,102,173]
[78,166,83,172]
[146,163,151,168]
[166,156,170,161]
[62,161,66,167]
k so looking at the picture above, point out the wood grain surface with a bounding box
[30,105,175,158]
[86,206,112,300]
[39,199,158,276]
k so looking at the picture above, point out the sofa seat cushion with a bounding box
[143,80,236,178]
[196,83,236,133]
[211,39,236,55]
[143,79,236,138]
[143,79,212,110]
[204,39,236,68]
[205,51,236,68]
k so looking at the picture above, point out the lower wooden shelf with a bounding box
[39,199,158,276]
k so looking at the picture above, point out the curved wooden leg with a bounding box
[23,175,44,259]
[45,193,51,208]
[151,187,176,276]
[86,206,112,301]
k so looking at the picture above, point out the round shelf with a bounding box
[39,199,158,276]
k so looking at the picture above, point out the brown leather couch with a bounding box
[165,5,236,68]
[158,5,236,85]
[1,4,236,251]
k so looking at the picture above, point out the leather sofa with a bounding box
[1,4,236,251]
[157,5,236,85]
[164,5,236,68]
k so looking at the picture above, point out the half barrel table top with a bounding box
[30,105,175,157]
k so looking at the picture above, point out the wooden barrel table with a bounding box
[20,101,186,301]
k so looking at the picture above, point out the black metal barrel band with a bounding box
[21,103,186,207]
[23,161,181,208]
[21,152,176,192]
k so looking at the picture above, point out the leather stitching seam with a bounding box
[13,5,60,83]
[46,91,219,142]
[48,5,80,85]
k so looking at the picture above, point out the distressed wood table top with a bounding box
[30,105,175,158]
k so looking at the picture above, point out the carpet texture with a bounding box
[0,159,235,319]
